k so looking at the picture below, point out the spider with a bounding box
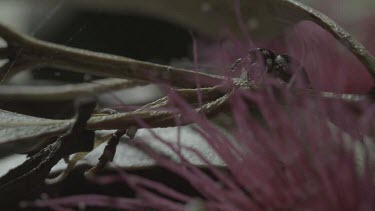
[244,48,311,88]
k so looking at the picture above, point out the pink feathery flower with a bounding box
[29,80,375,210]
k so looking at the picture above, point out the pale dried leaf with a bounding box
[0,109,73,154]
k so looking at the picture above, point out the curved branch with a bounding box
[0,78,146,101]
[0,23,227,87]
[0,23,28,46]
[269,0,375,80]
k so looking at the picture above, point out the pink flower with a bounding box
[29,80,375,210]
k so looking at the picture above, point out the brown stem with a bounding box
[0,23,227,87]
[34,40,225,88]
[275,0,375,81]
[0,78,145,101]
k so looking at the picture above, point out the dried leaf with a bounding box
[0,109,73,155]
[45,133,112,184]
[0,98,95,206]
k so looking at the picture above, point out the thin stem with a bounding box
[0,78,146,101]
[291,88,369,102]
[276,0,375,80]
[86,89,232,130]
[0,23,227,87]
[139,86,225,110]
[85,128,138,176]
[35,40,226,88]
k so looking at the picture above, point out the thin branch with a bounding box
[45,133,113,185]
[86,87,232,130]
[0,48,38,81]
[85,86,228,173]
[317,91,368,102]
[290,87,369,102]
[0,23,29,45]
[84,80,368,131]
[85,127,138,176]
[0,23,227,87]
[274,0,375,80]
[84,87,229,176]
[85,90,232,174]
[0,78,146,101]
[140,86,225,110]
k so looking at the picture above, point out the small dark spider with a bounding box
[248,48,311,88]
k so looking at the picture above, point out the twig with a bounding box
[0,23,226,87]
[0,78,146,101]
[274,0,375,80]
[44,133,113,185]
[86,86,233,130]
[313,91,368,102]
[240,81,370,103]
[59,86,230,179]
[85,127,138,176]
[140,86,225,109]
[290,87,369,102]
[85,87,233,174]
